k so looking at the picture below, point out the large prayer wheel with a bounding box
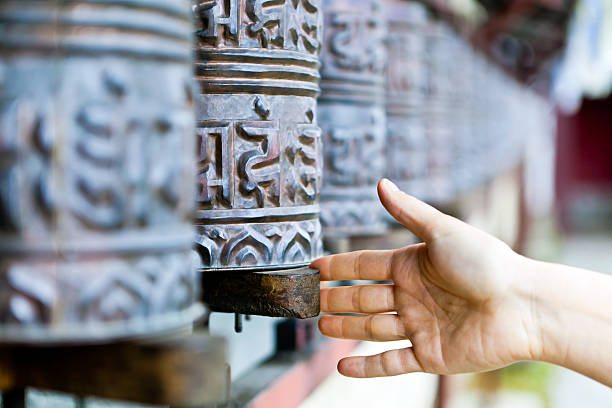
[193,0,324,271]
[0,1,200,343]
[319,0,388,237]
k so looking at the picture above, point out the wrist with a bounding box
[509,254,550,363]
[511,255,569,365]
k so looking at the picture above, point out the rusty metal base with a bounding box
[200,267,320,319]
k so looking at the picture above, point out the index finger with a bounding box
[311,250,394,281]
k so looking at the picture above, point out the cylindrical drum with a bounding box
[319,0,388,237]
[192,0,324,270]
[384,0,428,201]
[0,1,200,343]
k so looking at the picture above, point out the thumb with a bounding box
[377,178,450,242]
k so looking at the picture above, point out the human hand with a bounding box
[312,179,539,378]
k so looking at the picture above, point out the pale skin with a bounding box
[312,178,612,387]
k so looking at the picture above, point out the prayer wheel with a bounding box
[0,0,200,343]
[319,0,388,238]
[425,21,455,205]
[449,36,475,194]
[192,0,324,271]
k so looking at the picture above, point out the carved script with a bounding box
[235,121,280,208]
[197,122,232,208]
[286,123,320,204]
[326,5,384,74]
[323,112,385,186]
[193,0,322,54]
[70,71,192,230]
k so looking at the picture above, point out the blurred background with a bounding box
[306,0,612,407]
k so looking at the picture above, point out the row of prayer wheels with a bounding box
[0,0,551,343]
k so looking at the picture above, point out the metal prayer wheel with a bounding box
[192,0,324,271]
[0,1,200,343]
[319,0,388,238]
[384,0,428,201]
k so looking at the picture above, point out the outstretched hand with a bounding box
[312,179,538,378]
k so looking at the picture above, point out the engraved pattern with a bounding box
[320,0,385,78]
[285,123,321,204]
[235,121,280,208]
[386,120,427,189]
[246,0,285,48]
[1,252,195,325]
[0,100,54,234]
[328,13,384,73]
[285,0,323,54]
[385,28,425,100]
[68,70,195,230]
[195,105,323,269]
[323,114,385,187]
[193,0,322,54]
[194,0,239,46]
[195,220,321,269]
[320,200,386,233]
[197,122,232,209]
[197,119,289,209]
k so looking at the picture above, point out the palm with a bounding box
[395,241,522,374]
[313,180,530,377]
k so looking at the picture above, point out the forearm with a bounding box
[520,256,612,386]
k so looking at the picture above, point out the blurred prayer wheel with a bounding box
[192,0,324,271]
[425,20,455,205]
[384,0,428,201]
[451,38,476,194]
[319,0,388,238]
[0,0,201,343]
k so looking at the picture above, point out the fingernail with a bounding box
[382,178,399,192]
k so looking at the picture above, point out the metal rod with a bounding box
[234,313,243,333]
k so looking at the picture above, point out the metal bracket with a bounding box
[200,267,320,319]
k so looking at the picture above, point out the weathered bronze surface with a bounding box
[200,267,320,318]
[384,0,428,201]
[0,1,200,343]
[319,0,389,237]
[0,334,227,406]
[192,0,324,272]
